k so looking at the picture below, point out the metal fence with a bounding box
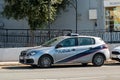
[1,29,120,48]
[0,29,72,48]
[77,30,120,43]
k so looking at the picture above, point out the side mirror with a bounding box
[56,44,62,48]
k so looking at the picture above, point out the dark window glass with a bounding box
[58,38,76,47]
[78,37,95,46]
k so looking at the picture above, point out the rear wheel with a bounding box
[38,55,52,68]
[92,54,105,66]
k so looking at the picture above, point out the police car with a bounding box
[19,33,110,68]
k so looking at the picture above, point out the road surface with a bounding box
[0,63,120,80]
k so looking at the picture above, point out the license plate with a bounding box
[112,55,117,58]
[20,56,24,59]
[118,55,120,59]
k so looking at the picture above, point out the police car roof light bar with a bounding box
[66,33,79,36]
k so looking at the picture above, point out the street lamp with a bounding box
[48,0,51,40]
[75,0,78,33]
[68,0,78,33]
[48,0,78,34]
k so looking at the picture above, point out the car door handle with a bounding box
[72,49,76,51]
[89,47,93,50]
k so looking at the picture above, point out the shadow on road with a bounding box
[2,62,120,70]
[104,62,120,66]
[2,64,96,70]
[2,65,33,70]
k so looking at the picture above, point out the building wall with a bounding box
[0,0,105,31]
[51,0,105,32]
[0,0,29,29]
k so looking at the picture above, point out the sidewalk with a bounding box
[0,62,22,66]
[105,59,118,64]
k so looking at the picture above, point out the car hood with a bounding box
[113,46,120,52]
[26,46,54,53]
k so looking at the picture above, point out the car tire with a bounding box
[92,54,105,66]
[38,55,52,68]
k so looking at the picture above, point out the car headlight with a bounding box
[27,51,37,56]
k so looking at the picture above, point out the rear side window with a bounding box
[78,37,95,46]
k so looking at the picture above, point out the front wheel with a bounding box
[38,56,52,68]
[92,54,105,66]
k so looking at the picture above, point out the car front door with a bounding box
[54,38,78,63]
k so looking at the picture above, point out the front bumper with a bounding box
[111,54,120,61]
[19,56,35,65]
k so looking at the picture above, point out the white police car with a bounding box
[19,33,110,68]
[111,46,120,62]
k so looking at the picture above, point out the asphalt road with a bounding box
[0,63,120,80]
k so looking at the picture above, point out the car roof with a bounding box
[65,33,100,38]
[59,35,100,39]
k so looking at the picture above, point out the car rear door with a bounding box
[74,37,96,63]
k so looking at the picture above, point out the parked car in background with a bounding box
[111,46,120,62]
[19,33,110,68]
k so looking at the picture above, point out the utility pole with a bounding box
[68,0,78,33]
[75,0,78,33]
[48,0,51,40]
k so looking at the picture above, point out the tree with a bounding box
[2,0,69,30]
[2,0,70,46]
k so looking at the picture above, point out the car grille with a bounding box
[112,51,120,55]
[20,51,27,56]
[19,59,34,64]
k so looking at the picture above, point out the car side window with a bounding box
[78,37,95,46]
[58,38,76,47]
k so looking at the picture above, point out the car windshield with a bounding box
[42,36,65,47]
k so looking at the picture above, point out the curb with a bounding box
[0,60,118,67]
[0,62,23,66]
[105,59,118,64]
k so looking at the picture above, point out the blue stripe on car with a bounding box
[56,45,106,63]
